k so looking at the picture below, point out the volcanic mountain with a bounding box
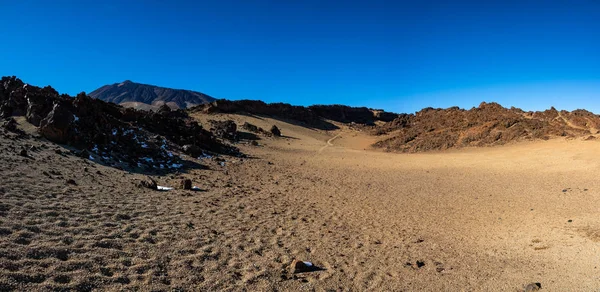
[90,80,216,110]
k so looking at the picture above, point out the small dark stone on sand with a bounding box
[19,149,28,157]
[66,179,77,185]
[180,179,192,190]
[568,220,573,223]
[524,282,541,291]
[416,260,425,268]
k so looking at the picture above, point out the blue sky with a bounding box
[1,0,599,113]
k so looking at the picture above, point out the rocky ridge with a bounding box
[374,102,600,152]
[1,76,236,172]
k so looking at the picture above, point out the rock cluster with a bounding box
[209,120,237,140]
[242,122,281,138]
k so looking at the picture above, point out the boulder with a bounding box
[182,144,203,157]
[39,103,75,144]
[139,176,157,190]
[210,120,237,140]
[1,118,18,132]
[242,122,260,133]
[270,125,281,137]
[180,179,192,190]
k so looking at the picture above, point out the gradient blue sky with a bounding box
[1,0,599,113]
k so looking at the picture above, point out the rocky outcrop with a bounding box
[1,76,239,171]
[373,102,600,152]
[192,99,398,128]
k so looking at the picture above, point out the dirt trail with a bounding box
[318,132,342,153]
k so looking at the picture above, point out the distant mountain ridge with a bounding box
[90,80,216,109]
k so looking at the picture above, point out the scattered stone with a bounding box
[65,179,77,185]
[19,148,28,157]
[524,282,542,291]
[416,260,425,268]
[270,125,281,137]
[289,259,318,273]
[568,219,573,223]
[242,122,260,133]
[250,140,259,146]
[139,176,157,190]
[180,179,192,190]
[1,118,18,132]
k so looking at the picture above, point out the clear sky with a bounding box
[1,0,599,113]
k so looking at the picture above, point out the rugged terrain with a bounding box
[3,77,600,291]
[373,102,600,152]
[90,80,216,110]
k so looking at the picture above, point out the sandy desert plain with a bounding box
[2,112,600,291]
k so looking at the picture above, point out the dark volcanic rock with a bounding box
[210,120,237,140]
[1,76,239,172]
[182,144,203,157]
[180,179,192,190]
[242,122,260,133]
[270,125,281,137]
[139,177,157,190]
[289,259,319,274]
[1,118,18,132]
[39,102,75,144]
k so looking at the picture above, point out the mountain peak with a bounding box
[118,80,134,87]
[90,81,215,110]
